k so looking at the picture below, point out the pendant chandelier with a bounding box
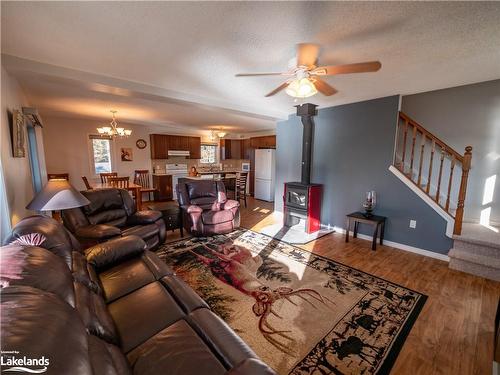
[97,110,132,138]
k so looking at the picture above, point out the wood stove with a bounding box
[283,103,323,234]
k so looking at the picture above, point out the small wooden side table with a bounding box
[148,201,183,237]
[345,212,386,251]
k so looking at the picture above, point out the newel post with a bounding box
[453,146,472,235]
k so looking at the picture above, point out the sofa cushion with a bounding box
[75,224,121,240]
[1,286,92,375]
[127,211,162,225]
[4,215,75,268]
[98,252,173,303]
[74,282,119,345]
[82,189,124,215]
[202,210,234,225]
[122,224,159,241]
[127,319,226,375]
[1,245,75,306]
[108,281,185,353]
[187,180,218,200]
[88,335,132,375]
[88,209,127,226]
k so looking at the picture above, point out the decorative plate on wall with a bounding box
[136,139,147,149]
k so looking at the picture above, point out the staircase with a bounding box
[390,112,500,281]
[392,111,472,236]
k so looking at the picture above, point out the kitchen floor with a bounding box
[160,196,499,375]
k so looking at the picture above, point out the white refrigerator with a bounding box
[254,149,275,202]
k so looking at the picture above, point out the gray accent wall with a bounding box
[275,95,453,254]
[402,79,500,224]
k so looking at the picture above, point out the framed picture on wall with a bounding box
[10,110,26,157]
[121,147,133,162]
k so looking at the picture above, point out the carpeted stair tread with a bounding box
[453,223,500,250]
[448,247,500,269]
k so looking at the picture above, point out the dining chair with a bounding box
[108,176,130,189]
[81,176,93,190]
[235,172,248,208]
[133,169,157,202]
[48,173,69,180]
[100,172,118,183]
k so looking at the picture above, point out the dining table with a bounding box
[93,182,144,210]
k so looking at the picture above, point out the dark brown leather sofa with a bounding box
[1,215,275,375]
[62,188,165,250]
[177,179,240,236]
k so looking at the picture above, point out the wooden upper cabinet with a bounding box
[150,134,201,159]
[189,137,201,159]
[242,138,251,159]
[150,134,169,159]
[250,135,276,149]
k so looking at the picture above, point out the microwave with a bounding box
[241,162,250,172]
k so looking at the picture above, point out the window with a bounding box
[89,135,113,174]
[200,144,217,164]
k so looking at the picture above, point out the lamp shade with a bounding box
[26,179,90,211]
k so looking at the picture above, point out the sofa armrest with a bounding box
[222,199,240,211]
[183,205,203,214]
[225,359,276,375]
[75,224,121,240]
[127,210,162,225]
[85,235,146,270]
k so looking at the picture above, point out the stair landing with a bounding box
[449,223,500,281]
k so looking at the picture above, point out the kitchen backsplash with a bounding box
[151,158,249,174]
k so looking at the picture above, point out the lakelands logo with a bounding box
[1,351,49,373]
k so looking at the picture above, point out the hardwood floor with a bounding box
[165,197,499,375]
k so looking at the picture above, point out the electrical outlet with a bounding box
[409,220,417,229]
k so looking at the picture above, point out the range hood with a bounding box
[168,150,190,157]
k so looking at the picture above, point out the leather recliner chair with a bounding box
[62,188,166,250]
[177,179,240,236]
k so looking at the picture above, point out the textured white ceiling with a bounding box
[2,1,500,133]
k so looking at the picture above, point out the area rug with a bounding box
[156,229,426,375]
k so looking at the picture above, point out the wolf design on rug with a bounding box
[157,229,426,374]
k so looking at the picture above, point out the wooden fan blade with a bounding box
[236,72,290,77]
[313,78,338,96]
[296,43,320,67]
[313,61,381,75]
[265,81,290,97]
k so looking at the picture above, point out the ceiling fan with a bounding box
[235,43,381,98]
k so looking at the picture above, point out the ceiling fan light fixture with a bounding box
[285,78,317,98]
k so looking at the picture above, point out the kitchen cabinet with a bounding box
[150,134,202,159]
[150,134,169,159]
[242,138,251,160]
[220,139,244,160]
[188,137,201,159]
[153,174,173,201]
[250,135,276,149]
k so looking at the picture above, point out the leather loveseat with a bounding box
[1,215,275,375]
[62,188,165,250]
[177,179,240,236]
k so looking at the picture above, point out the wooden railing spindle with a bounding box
[417,135,425,186]
[445,156,455,211]
[409,126,417,179]
[436,148,446,204]
[401,120,409,172]
[427,139,435,194]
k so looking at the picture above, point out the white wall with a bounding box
[1,66,36,231]
[42,115,159,190]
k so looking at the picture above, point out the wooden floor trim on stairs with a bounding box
[389,165,455,237]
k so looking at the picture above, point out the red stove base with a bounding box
[283,182,322,234]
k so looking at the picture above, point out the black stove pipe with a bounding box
[296,103,318,185]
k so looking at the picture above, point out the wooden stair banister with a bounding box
[395,112,472,235]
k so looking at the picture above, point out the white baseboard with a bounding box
[388,165,455,238]
[333,226,450,262]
